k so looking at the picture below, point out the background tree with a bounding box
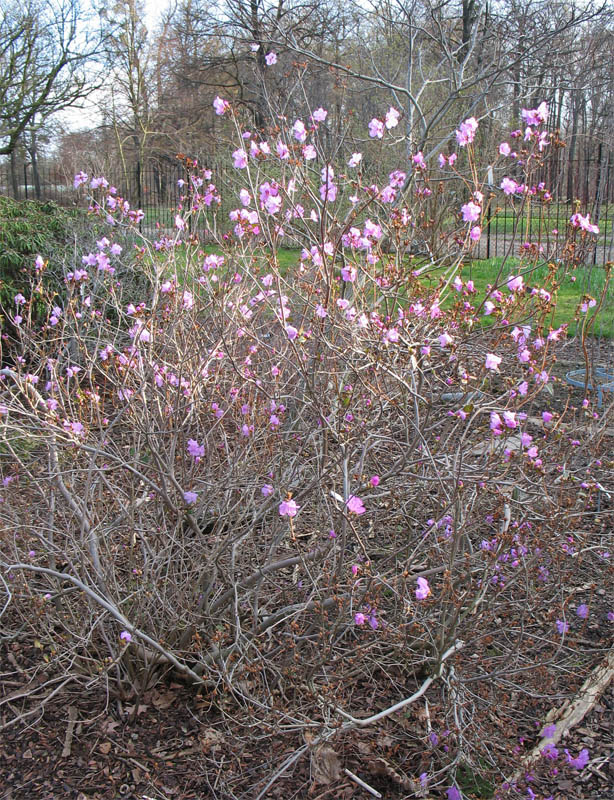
[0,0,102,157]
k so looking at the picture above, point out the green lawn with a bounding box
[153,241,614,338]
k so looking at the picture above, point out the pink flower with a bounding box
[368,118,385,139]
[354,612,366,625]
[415,577,431,600]
[120,631,132,643]
[499,142,511,156]
[461,202,481,222]
[213,96,230,115]
[470,226,481,241]
[276,140,290,159]
[485,353,501,371]
[312,107,327,122]
[455,116,478,146]
[73,171,88,188]
[346,495,366,515]
[279,498,300,517]
[285,325,298,340]
[187,439,205,458]
[576,603,589,618]
[348,152,362,167]
[385,107,400,129]
[490,412,503,434]
[264,51,277,65]
[438,332,453,348]
[542,411,553,423]
[370,475,380,487]
[500,177,519,195]
[232,148,248,169]
[341,266,356,282]
[556,619,569,634]
[261,484,274,496]
[565,748,589,770]
[319,182,337,202]
[412,151,426,169]
[507,274,524,292]
[183,491,198,504]
[292,120,307,142]
[521,101,548,127]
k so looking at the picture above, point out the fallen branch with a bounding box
[509,645,614,783]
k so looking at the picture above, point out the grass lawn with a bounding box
[155,240,614,338]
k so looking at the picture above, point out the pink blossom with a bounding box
[279,498,300,517]
[438,332,453,348]
[213,96,230,115]
[565,748,589,770]
[73,171,88,188]
[415,577,431,600]
[303,144,316,160]
[485,353,501,371]
[285,325,299,340]
[470,226,481,241]
[542,411,553,423]
[187,439,205,458]
[276,140,290,159]
[461,202,481,222]
[120,631,132,642]
[500,177,519,195]
[385,107,400,129]
[570,212,599,235]
[368,118,385,139]
[261,484,274,496]
[499,142,511,156]
[183,491,198,504]
[348,152,363,168]
[346,495,366,515]
[507,274,524,292]
[232,148,248,169]
[370,475,380,487]
[264,51,277,65]
[521,101,548,127]
[292,120,307,142]
[354,612,366,625]
[413,151,426,169]
[319,182,337,202]
[312,107,327,122]
[341,266,356,282]
[455,116,478,146]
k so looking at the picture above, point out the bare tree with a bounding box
[0,0,102,157]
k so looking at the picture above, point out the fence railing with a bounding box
[2,155,613,264]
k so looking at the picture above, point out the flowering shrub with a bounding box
[1,101,612,796]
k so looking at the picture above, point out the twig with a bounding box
[343,768,382,798]
[61,706,78,758]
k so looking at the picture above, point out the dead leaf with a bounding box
[99,741,112,755]
[311,744,342,786]
[151,690,175,710]
[200,727,224,754]
[125,703,148,716]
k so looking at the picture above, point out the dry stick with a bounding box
[343,769,382,798]
[61,706,78,758]
[509,645,614,785]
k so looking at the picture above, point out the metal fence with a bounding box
[2,154,613,264]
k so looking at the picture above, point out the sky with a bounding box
[57,0,172,132]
